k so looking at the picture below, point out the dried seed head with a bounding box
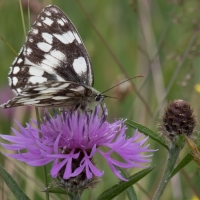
[161,100,196,140]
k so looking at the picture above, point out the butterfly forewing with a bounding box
[9,5,93,94]
[2,5,99,109]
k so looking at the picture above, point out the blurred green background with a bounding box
[0,0,200,199]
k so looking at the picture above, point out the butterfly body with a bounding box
[1,5,105,109]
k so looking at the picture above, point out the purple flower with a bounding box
[1,106,154,181]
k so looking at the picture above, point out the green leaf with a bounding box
[0,164,30,200]
[97,166,154,200]
[116,167,137,200]
[125,120,168,150]
[126,186,137,200]
[43,186,72,197]
[170,153,193,178]
[43,187,68,194]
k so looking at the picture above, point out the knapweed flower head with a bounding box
[1,105,154,190]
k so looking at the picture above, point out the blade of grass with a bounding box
[170,153,193,178]
[0,164,30,200]
[125,120,168,149]
[116,167,137,200]
[0,34,17,56]
[97,167,154,200]
[27,0,30,30]
[19,0,26,39]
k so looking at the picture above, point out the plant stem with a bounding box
[35,107,49,200]
[18,0,26,39]
[68,192,82,200]
[152,142,184,200]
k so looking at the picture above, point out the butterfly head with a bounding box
[89,86,119,106]
[89,88,105,104]
[95,94,105,103]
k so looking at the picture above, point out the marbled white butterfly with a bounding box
[1,5,105,110]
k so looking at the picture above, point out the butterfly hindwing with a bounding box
[2,81,93,108]
[8,5,94,95]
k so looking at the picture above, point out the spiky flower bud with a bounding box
[161,100,196,141]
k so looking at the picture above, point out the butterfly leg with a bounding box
[100,103,107,122]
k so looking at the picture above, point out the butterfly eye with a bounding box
[95,95,101,102]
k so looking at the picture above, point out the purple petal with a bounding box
[1,143,26,150]
[70,164,85,178]
[51,158,68,178]
[63,158,72,179]
[0,135,32,144]
[27,157,53,166]
[107,160,127,181]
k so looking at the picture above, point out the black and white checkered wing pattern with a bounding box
[8,5,94,95]
[2,81,93,108]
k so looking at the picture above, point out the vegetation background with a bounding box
[0,0,200,199]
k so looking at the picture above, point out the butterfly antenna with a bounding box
[103,95,118,100]
[100,75,144,95]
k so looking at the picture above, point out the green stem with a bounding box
[35,107,49,200]
[152,141,185,200]
[43,165,49,200]
[68,192,82,200]
[0,34,17,56]
[18,0,26,39]
[27,0,30,30]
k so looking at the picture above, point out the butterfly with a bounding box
[1,5,105,110]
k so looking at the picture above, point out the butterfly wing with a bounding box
[2,81,93,108]
[2,5,96,108]
[8,5,94,95]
